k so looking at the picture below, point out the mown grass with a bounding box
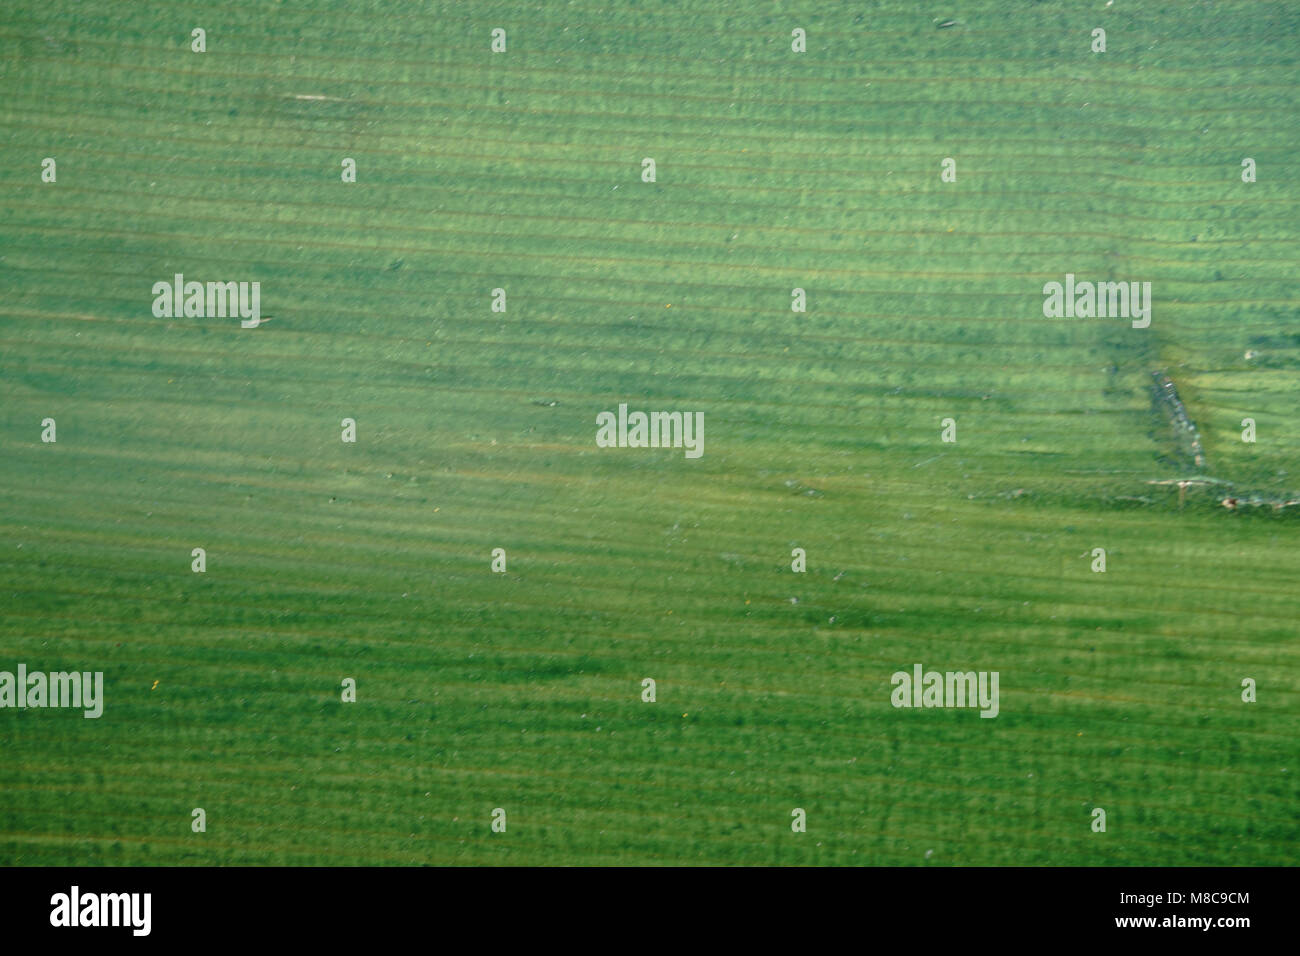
[0,1,1297,865]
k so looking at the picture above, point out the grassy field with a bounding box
[1,1,1297,865]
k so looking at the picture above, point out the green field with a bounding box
[1,1,1297,865]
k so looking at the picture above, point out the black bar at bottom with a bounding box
[0,866,1278,942]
